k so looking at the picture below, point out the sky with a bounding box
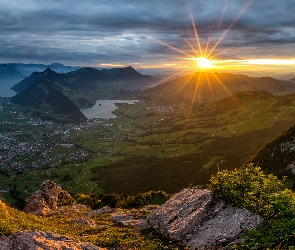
[1,0,295,76]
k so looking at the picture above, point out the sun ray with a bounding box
[176,68,198,94]
[217,0,230,28]
[185,38,201,58]
[150,37,195,58]
[210,70,234,97]
[189,70,204,116]
[210,43,242,60]
[189,7,204,57]
[209,69,248,112]
[150,66,195,88]
[205,71,214,101]
[207,0,252,58]
[205,29,213,56]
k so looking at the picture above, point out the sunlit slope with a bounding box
[88,91,295,194]
[142,72,295,108]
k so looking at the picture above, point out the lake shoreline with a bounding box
[80,100,139,119]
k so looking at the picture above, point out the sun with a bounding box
[196,57,214,69]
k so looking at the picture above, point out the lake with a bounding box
[80,100,139,119]
[0,79,21,97]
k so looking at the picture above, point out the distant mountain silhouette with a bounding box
[8,63,81,76]
[12,67,157,108]
[0,64,23,79]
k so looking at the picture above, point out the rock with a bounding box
[72,217,97,228]
[147,188,263,249]
[0,230,106,250]
[88,206,115,217]
[24,180,62,215]
[121,219,149,229]
[111,211,149,229]
[186,206,263,249]
[39,180,61,210]
[111,211,134,223]
[24,180,77,216]
[139,205,160,213]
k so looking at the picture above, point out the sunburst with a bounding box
[150,0,253,100]
[196,57,214,69]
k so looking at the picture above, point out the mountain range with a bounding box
[0,64,24,80]
[141,72,295,109]
[12,67,157,108]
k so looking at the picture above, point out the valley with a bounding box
[2,84,295,208]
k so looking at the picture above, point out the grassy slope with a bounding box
[0,199,186,249]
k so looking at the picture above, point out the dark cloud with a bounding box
[0,0,295,66]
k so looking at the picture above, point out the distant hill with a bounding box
[141,72,295,109]
[12,87,87,123]
[11,67,158,108]
[8,63,81,76]
[0,64,23,79]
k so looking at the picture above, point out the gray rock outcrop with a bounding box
[24,180,62,215]
[111,211,149,229]
[72,217,97,228]
[0,230,106,250]
[147,188,263,249]
[88,206,115,217]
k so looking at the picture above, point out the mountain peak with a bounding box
[44,67,55,73]
[125,66,135,70]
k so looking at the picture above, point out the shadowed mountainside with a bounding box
[12,88,87,123]
[248,122,295,188]
[11,67,158,108]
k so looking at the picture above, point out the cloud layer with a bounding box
[1,0,295,67]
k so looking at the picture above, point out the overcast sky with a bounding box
[1,0,295,73]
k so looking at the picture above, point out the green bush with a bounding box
[84,191,170,209]
[209,164,295,249]
[57,190,76,207]
[209,163,295,218]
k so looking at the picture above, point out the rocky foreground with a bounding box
[0,181,263,249]
[0,231,105,250]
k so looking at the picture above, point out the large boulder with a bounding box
[147,188,263,249]
[24,180,72,215]
[0,230,105,250]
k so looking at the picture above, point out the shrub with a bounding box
[209,164,295,249]
[209,163,295,218]
[57,190,76,207]
[84,191,170,209]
